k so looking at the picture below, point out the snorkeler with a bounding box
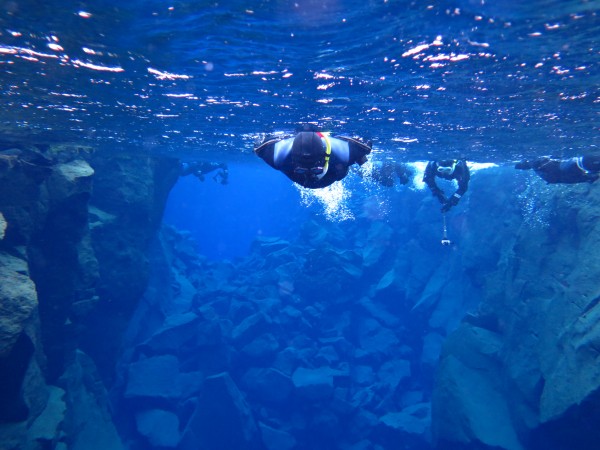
[368,160,414,187]
[515,156,600,184]
[423,159,470,213]
[254,124,372,189]
[181,161,229,185]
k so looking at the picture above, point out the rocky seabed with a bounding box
[1,148,600,450]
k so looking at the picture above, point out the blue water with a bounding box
[2,1,599,449]
[165,163,309,259]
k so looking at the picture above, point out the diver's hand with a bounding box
[515,161,532,170]
[435,192,447,205]
[441,193,460,212]
[254,135,279,151]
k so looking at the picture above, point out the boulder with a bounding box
[292,367,336,401]
[240,333,280,361]
[428,276,474,334]
[27,386,66,446]
[272,346,302,376]
[0,253,37,355]
[377,359,411,391]
[125,355,181,400]
[251,236,290,256]
[140,312,200,354]
[357,297,399,328]
[375,268,396,292]
[432,325,523,450]
[314,345,340,366]
[135,409,180,448]
[377,403,431,447]
[355,319,400,363]
[300,248,363,300]
[259,422,296,450]
[241,367,293,404]
[232,313,271,346]
[46,159,94,201]
[58,351,125,450]
[411,262,449,311]
[179,372,262,450]
[124,355,204,401]
[400,390,424,408]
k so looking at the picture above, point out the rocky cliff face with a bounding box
[0,144,180,449]
[432,179,600,450]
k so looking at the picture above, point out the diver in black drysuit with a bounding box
[369,160,414,187]
[515,156,600,184]
[181,161,229,184]
[423,159,470,213]
[254,125,372,189]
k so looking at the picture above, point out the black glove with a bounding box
[515,161,532,170]
[441,193,460,213]
[254,135,280,152]
[434,191,447,205]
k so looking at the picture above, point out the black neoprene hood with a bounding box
[291,132,326,168]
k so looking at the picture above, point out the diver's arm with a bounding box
[334,136,371,165]
[395,163,413,185]
[442,162,469,210]
[254,137,295,170]
[424,162,446,202]
[254,139,278,169]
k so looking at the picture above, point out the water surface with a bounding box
[1,0,597,162]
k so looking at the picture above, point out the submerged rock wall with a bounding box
[83,153,182,381]
[432,179,600,450]
[0,145,180,449]
[2,148,599,450]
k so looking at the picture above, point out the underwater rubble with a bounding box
[116,224,434,450]
[1,146,600,449]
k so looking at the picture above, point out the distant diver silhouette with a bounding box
[181,161,229,184]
